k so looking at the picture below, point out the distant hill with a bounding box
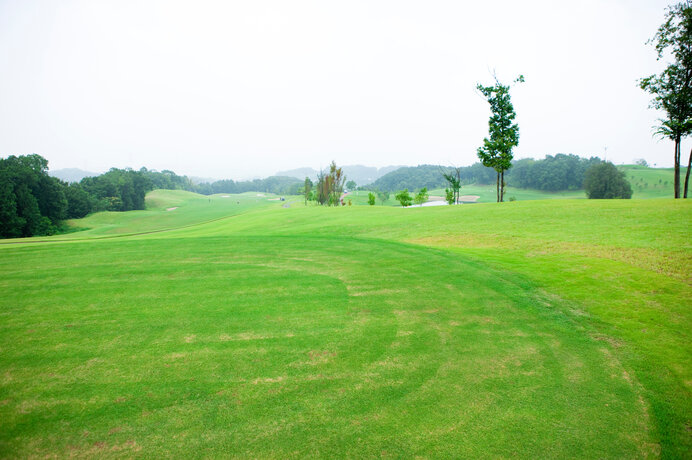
[275,167,319,181]
[49,168,98,183]
[275,164,402,186]
[188,176,218,185]
[366,165,451,192]
[618,165,675,199]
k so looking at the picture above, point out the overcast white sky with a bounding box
[0,0,685,179]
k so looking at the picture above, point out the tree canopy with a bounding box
[583,162,633,199]
[477,75,524,202]
[315,161,346,206]
[640,1,692,198]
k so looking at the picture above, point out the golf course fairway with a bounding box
[0,192,690,458]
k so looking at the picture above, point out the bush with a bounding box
[445,188,455,205]
[367,192,376,206]
[414,187,429,205]
[583,162,633,199]
[395,189,413,207]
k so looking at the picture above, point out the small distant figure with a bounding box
[280,197,285,201]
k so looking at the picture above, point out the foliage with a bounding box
[139,167,193,191]
[476,75,524,202]
[639,1,692,198]
[583,162,633,199]
[441,167,461,204]
[80,168,151,212]
[0,154,67,238]
[315,161,346,206]
[64,183,93,218]
[414,187,429,205]
[368,157,608,194]
[445,188,455,205]
[196,176,302,196]
[367,192,376,206]
[303,177,313,205]
[366,165,450,192]
[376,190,389,204]
[346,180,357,190]
[395,189,413,207]
[508,154,602,191]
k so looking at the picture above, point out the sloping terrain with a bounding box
[0,191,689,458]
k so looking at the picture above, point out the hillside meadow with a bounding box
[0,191,690,458]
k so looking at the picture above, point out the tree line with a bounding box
[640,1,692,198]
[0,154,305,239]
[0,155,156,238]
[193,176,302,196]
[363,155,605,193]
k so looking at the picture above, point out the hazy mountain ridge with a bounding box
[49,168,98,183]
[275,164,403,186]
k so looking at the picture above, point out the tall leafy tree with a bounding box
[640,1,692,198]
[303,177,313,205]
[476,75,524,202]
[441,166,461,204]
[0,154,64,237]
[314,161,345,206]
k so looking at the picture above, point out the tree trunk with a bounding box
[496,172,500,202]
[684,146,692,198]
[500,170,505,202]
[674,136,681,198]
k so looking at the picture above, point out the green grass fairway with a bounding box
[1,191,690,458]
[619,166,676,199]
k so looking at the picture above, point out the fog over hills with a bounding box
[48,168,98,183]
[275,165,403,186]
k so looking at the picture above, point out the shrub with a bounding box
[583,162,633,199]
[395,189,413,207]
[414,187,429,205]
[445,188,455,205]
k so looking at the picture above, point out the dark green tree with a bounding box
[477,75,524,202]
[0,154,67,237]
[64,183,93,218]
[583,162,633,199]
[640,1,692,198]
[346,180,357,191]
[0,170,24,238]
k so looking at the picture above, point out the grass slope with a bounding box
[1,190,690,458]
[620,166,676,199]
[358,166,677,203]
